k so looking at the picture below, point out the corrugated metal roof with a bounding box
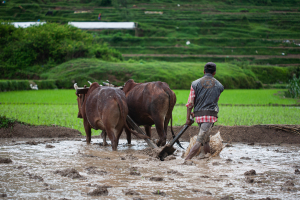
[11,22,46,28]
[68,22,136,29]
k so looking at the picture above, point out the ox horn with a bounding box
[88,81,92,86]
[74,83,79,90]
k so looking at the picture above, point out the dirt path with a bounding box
[123,54,300,59]
[1,123,300,144]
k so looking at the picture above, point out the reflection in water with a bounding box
[0,138,300,199]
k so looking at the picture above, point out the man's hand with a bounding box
[185,118,194,126]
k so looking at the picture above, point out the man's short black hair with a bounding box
[204,62,216,74]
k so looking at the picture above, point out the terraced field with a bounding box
[1,0,300,66]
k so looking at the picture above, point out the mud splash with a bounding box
[0,138,300,199]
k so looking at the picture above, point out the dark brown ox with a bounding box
[76,82,148,150]
[123,79,176,146]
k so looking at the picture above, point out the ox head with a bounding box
[122,79,138,94]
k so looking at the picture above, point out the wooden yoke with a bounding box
[76,85,89,107]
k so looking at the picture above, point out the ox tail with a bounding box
[162,84,184,149]
[115,95,149,140]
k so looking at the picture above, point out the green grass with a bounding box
[0,103,299,136]
[173,106,300,126]
[174,89,299,105]
[0,89,299,136]
[1,89,298,105]
[0,89,77,104]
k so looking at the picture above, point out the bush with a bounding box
[0,115,16,129]
[93,44,123,62]
[0,22,123,79]
[0,80,58,91]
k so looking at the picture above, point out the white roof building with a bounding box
[68,22,136,29]
[10,22,46,28]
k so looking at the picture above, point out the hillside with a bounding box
[0,0,299,88]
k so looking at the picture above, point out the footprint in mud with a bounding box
[129,167,141,176]
[182,160,195,166]
[152,190,166,196]
[0,157,12,164]
[281,180,297,192]
[133,198,144,200]
[220,195,234,200]
[26,141,40,145]
[54,168,84,179]
[245,177,254,183]
[246,190,256,194]
[15,165,27,169]
[164,155,176,161]
[86,183,112,189]
[125,154,138,160]
[123,189,140,195]
[85,166,107,175]
[87,187,108,196]
[149,177,164,181]
[167,169,183,176]
[244,169,256,176]
[199,175,210,178]
[191,189,212,195]
[240,157,251,160]
[24,172,44,182]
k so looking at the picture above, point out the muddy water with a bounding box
[1,138,300,200]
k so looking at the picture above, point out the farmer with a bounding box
[185,62,224,160]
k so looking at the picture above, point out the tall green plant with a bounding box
[285,75,300,98]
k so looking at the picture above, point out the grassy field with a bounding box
[1,89,298,105]
[0,89,299,135]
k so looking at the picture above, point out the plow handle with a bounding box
[168,116,194,147]
[126,115,158,149]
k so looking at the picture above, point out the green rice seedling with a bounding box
[172,106,300,126]
[174,89,299,105]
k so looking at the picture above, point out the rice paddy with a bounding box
[0,89,299,135]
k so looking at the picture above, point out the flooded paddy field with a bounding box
[1,137,300,200]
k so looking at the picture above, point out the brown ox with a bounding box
[76,82,148,150]
[123,79,176,146]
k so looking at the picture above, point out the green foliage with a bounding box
[93,44,123,61]
[250,66,293,84]
[285,75,300,98]
[0,115,16,129]
[0,80,30,92]
[0,23,123,79]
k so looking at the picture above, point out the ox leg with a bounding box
[153,120,166,147]
[84,120,91,144]
[125,128,131,145]
[144,125,151,138]
[106,129,118,151]
[101,131,107,146]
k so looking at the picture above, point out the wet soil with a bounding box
[1,123,300,199]
[2,122,300,145]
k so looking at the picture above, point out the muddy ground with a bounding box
[0,123,300,199]
[1,122,300,144]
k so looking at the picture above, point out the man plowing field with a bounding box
[185,62,224,160]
